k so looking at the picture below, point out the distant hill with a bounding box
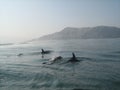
[37,26,120,40]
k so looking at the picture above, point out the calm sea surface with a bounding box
[0,39,120,90]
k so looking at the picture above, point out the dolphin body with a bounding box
[50,56,63,63]
[43,56,63,65]
[41,49,52,54]
[42,56,63,65]
[17,53,23,56]
[67,53,79,63]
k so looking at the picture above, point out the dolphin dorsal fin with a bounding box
[72,52,78,61]
[72,53,76,58]
[41,49,44,53]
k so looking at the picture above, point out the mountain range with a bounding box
[32,26,120,41]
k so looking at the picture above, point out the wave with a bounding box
[0,55,120,90]
[111,51,120,54]
[0,43,13,46]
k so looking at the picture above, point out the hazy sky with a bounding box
[0,0,120,43]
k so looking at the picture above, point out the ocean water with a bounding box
[0,39,120,90]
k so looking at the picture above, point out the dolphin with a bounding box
[17,53,23,56]
[67,53,79,63]
[42,56,63,64]
[50,56,63,64]
[41,49,52,54]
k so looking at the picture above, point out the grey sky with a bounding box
[0,0,120,43]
